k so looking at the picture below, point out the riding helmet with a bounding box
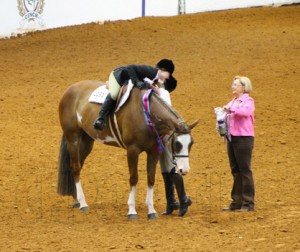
[156,59,175,74]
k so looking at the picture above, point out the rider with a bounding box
[93,59,175,130]
[156,76,192,217]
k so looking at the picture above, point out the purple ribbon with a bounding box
[142,89,165,154]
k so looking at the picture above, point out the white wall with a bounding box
[186,0,299,13]
[43,0,141,26]
[145,0,178,16]
[0,0,299,38]
[0,0,142,37]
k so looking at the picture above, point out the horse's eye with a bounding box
[174,141,182,153]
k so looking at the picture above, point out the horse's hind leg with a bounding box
[67,131,94,211]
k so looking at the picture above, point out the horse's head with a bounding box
[144,91,199,175]
[168,120,199,175]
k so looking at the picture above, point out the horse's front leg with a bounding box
[146,151,159,219]
[127,147,139,220]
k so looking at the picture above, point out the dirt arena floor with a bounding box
[0,5,299,252]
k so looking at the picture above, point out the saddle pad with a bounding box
[88,85,109,104]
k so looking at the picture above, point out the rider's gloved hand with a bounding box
[136,81,151,89]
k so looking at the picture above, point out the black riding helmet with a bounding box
[156,59,175,75]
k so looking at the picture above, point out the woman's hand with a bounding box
[223,106,230,112]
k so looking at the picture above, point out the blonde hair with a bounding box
[233,76,252,93]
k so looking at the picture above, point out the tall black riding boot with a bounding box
[171,172,192,217]
[94,94,116,130]
[162,172,179,215]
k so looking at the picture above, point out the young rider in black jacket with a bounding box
[94,59,175,130]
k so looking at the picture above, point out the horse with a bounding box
[58,80,198,219]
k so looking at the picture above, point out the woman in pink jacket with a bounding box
[222,76,255,212]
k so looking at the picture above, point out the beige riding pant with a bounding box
[108,71,121,100]
[159,136,174,173]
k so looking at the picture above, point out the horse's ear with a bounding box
[189,119,200,130]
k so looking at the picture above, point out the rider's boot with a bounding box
[171,171,192,217]
[162,172,179,215]
[94,94,116,130]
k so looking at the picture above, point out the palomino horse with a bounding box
[58,80,198,219]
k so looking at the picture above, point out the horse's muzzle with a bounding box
[176,167,189,176]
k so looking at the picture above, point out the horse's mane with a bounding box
[151,92,181,119]
[151,92,190,133]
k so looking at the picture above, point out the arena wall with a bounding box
[0,0,299,38]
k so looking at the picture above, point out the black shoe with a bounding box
[162,201,180,215]
[222,206,237,211]
[162,172,179,215]
[222,203,241,211]
[94,118,105,130]
[171,172,191,217]
[236,207,254,212]
[178,197,192,217]
[236,205,254,212]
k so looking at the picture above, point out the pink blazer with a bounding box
[226,93,255,137]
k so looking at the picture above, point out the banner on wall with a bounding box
[17,0,45,30]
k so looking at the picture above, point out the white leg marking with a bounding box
[146,186,156,215]
[127,186,137,215]
[75,181,88,208]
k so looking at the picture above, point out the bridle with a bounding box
[141,89,193,163]
[167,129,191,162]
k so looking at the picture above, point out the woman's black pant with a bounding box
[227,136,255,208]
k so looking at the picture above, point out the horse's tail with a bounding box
[57,134,76,197]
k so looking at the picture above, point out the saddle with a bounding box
[115,81,134,112]
[88,81,134,112]
[89,82,134,149]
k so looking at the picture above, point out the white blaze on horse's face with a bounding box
[173,134,193,175]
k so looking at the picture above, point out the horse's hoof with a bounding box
[147,213,158,219]
[80,206,89,212]
[72,203,80,209]
[128,214,138,220]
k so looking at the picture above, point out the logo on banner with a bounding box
[18,0,45,28]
